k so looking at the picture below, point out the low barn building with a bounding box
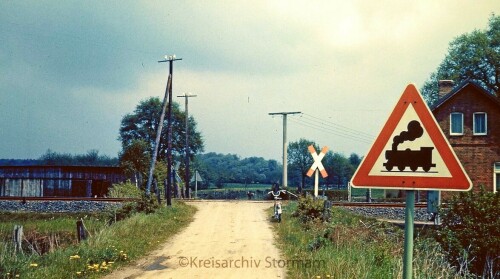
[0,165,126,197]
[431,80,500,193]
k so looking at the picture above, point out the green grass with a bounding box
[272,201,462,279]
[350,188,386,199]
[202,183,272,191]
[0,201,196,278]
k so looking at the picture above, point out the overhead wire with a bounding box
[301,113,375,139]
[288,113,375,144]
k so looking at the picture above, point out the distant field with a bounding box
[350,188,386,199]
[205,183,273,191]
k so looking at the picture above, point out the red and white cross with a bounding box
[306,145,329,178]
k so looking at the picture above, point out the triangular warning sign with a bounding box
[351,84,472,191]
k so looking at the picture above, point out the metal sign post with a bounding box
[403,190,415,279]
[314,169,319,197]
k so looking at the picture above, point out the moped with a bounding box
[268,190,297,223]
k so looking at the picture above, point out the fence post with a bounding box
[323,200,332,222]
[153,178,161,204]
[366,189,372,202]
[76,219,87,243]
[13,225,23,254]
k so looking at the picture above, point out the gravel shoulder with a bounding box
[105,200,285,279]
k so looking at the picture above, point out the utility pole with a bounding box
[158,54,182,206]
[145,74,171,198]
[268,111,301,189]
[177,93,197,198]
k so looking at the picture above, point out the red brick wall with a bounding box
[432,84,500,193]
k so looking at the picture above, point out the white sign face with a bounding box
[368,104,451,178]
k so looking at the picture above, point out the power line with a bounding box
[290,118,372,144]
[293,115,374,143]
[296,117,374,142]
[289,117,374,144]
[301,113,375,139]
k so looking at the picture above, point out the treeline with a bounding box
[39,149,118,166]
[192,145,362,191]
[0,150,118,166]
[193,152,282,188]
[0,159,41,166]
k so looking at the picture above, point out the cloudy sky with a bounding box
[1,1,499,161]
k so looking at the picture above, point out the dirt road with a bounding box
[105,201,285,279]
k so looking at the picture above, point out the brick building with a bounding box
[431,80,500,193]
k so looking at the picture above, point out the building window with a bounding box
[450,112,463,135]
[473,112,487,135]
[495,163,500,193]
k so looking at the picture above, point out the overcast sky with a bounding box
[1,1,499,162]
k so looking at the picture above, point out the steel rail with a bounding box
[330,202,428,208]
[0,196,136,202]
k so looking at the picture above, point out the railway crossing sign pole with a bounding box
[306,145,328,197]
[351,84,471,279]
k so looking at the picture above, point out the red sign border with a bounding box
[351,84,472,191]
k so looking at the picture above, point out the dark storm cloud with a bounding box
[0,1,154,91]
[1,1,498,160]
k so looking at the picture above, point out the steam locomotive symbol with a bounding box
[383,120,436,172]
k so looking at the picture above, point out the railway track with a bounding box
[330,202,427,208]
[0,196,135,202]
[0,197,427,208]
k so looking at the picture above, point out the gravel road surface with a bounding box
[105,200,285,279]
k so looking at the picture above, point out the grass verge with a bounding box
[273,200,462,279]
[1,201,196,279]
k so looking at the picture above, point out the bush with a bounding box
[293,196,326,223]
[302,189,348,201]
[436,187,499,278]
[108,182,161,222]
[108,181,142,199]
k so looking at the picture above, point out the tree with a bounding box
[287,138,318,193]
[421,14,500,105]
[348,153,362,167]
[324,151,355,188]
[118,97,204,184]
[436,187,499,277]
[119,139,151,188]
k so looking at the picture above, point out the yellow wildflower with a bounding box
[30,263,38,267]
